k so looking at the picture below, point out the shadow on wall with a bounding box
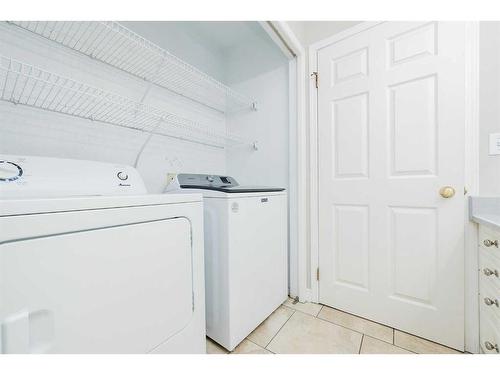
[0,102,146,166]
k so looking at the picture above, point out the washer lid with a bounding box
[177,173,285,193]
[182,185,286,193]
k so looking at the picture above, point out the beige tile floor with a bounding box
[206,298,463,354]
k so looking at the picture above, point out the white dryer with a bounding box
[166,174,287,351]
[0,155,205,354]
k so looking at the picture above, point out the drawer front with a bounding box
[479,226,500,260]
[480,308,500,354]
[480,312,500,354]
[480,277,500,321]
[480,248,500,292]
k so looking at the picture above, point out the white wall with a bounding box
[479,22,500,196]
[224,30,292,294]
[225,36,289,190]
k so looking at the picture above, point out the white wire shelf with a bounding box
[7,21,257,114]
[0,55,250,149]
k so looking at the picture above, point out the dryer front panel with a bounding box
[0,217,193,353]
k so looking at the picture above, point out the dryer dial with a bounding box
[117,171,129,181]
[0,161,23,182]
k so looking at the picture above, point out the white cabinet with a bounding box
[478,225,500,354]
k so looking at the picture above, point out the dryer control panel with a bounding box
[0,155,147,199]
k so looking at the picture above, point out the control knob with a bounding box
[0,161,23,182]
[117,171,129,181]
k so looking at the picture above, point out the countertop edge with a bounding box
[471,214,500,232]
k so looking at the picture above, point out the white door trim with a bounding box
[309,21,480,352]
[308,43,319,303]
[265,21,309,301]
[464,21,480,354]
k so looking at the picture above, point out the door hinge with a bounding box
[316,267,320,281]
[311,71,318,89]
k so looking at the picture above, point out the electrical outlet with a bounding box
[489,133,500,155]
[166,173,177,186]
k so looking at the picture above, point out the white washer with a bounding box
[166,174,287,351]
[0,155,205,354]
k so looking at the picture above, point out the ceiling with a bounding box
[122,21,272,55]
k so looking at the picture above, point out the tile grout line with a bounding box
[391,344,418,355]
[245,337,264,347]
[230,301,452,355]
[244,302,297,354]
[314,314,417,353]
[288,303,454,354]
[391,331,455,354]
[206,337,230,354]
[264,309,296,351]
[245,337,273,354]
[324,306,394,330]
[390,341,419,355]
[245,303,419,355]
[316,304,324,317]
[358,335,364,354]
[268,303,429,355]
[295,304,419,353]
[390,332,419,355]
[314,314,392,345]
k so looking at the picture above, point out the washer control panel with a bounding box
[178,174,239,188]
[0,155,147,199]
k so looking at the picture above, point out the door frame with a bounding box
[262,21,308,300]
[308,21,480,353]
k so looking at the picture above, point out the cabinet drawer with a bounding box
[480,308,500,354]
[480,277,500,321]
[480,248,500,292]
[479,226,500,260]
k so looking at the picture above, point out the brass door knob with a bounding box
[439,186,456,198]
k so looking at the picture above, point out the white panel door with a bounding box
[317,22,465,350]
